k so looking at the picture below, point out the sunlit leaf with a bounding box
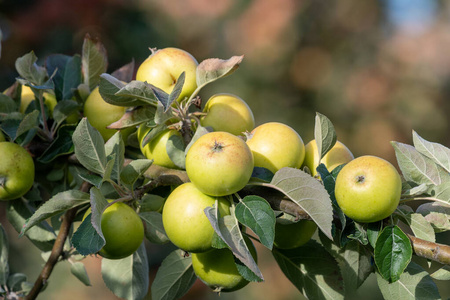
[82,34,107,92]
[314,112,337,162]
[413,131,450,173]
[196,55,244,89]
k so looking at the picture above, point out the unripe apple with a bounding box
[335,155,402,223]
[273,219,317,249]
[19,86,57,116]
[185,131,254,196]
[246,122,305,174]
[200,93,255,136]
[303,139,354,176]
[162,182,231,253]
[136,48,198,102]
[0,142,35,200]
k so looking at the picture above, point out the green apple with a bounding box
[136,47,198,102]
[185,131,254,196]
[200,93,255,136]
[137,124,182,169]
[273,219,317,249]
[19,85,57,116]
[0,142,35,200]
[191,235,257,292]
[303,139,354,176]
[84,201,144,259]
[246,122,305,174]
[162,182,230,253]
[83,86,133,142]
[335,155,402,223]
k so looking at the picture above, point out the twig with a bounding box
[407,234,450,265]
[25,181,91,300]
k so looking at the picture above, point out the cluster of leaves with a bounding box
[0,34,449,300]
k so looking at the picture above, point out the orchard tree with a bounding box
[0,34,449,300]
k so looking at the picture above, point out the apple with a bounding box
[302,139,354,176]
[200,93,255,136]
[137,124,182,169]
[0,131,5,142]
[334,155,402,223]
[83,86,133,142]
[18,85,57,117]
[185,131,254,196]
[273,219,317,249]
[84,201,144,259]
[162,182,231,253]
[191,235,257,292]
[0,142,35,200]
[246,122,305,174]
[136,47,198,102]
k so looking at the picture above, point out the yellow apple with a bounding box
[19,86,57,117]
[200,93,255,136]
[273,219,317,249]
[246,122,305,174]
[303,139,354,176]
[136,47,198,102]
[335,155,402,223]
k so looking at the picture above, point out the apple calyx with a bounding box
[356,175,365,184]
[212,140,225,153]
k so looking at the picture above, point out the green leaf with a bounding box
[139,211,169,244]
[430,265,450,280]
[0,94,17,113]
[99,74,157,107]
[314,112,337,162]
[376,261,441,300]
[73,118,107,175]
[102,243,149,300]
[70,262,91,286]
[52,100,80,124]
[20,190,90,236]
[168,72,185,104]
[391,141,450,186]
[46,54,82,101]
[413,130,450,173]
[395,206,435,242]
[89,187,109,242]
[141,124,167,148]
[250,167,274,182]
[367,221,383,248]
[107,106,156,130]
[184,124,211,155]
[111,60,135,83]
[269,167,333,239]
[0,225,9,286]
[427,182,450,205]
[120,159,153,189]
[15,110,39,141]
[71,214,104,255]
[105,131,125,184]
[82,34,107,92]
[272,240,345,300]
[38,124,76,163]
[234,196,276,250]
[416,202,450,232]
[196,55,244,89]
[151,250,197,300]
[204,205,263,281]
[374,225,412,283]
[166,134,185,169]
[7,273,29,293]
[15,51,47,85]
[319,233,372,293]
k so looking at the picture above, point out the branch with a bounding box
[25,181,91,300]
[407,234,450,265]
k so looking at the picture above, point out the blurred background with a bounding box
[0,0,449,299]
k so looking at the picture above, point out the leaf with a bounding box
[166,134,185,169]
[416,202,450,232]
[38,124,76,163]
[168,72,185,104]
[99,74,158,107]
[73,118,107,175]
[120,159,153,188]
[395,206,435,242]
[46,54,82,100]
[15,51,47,85]
[107,106,156,130]
[196,55,244,89]
[71,262,91,286]
[104,131,125,184]
[82,34,108,91]
[319,233,372,293]
[269,167,333,239]
[376,261,441,300]
[102,243,149,300]
[111,60,135,83]
[139,212,169,244]
[234,196,276,250]
[204,205,263,281]
[0,225,9,287]
[0,94,17,113]
[184,124,211,155]
[89,187,109,241]
[430,265,450,281]
[428,182,450,205]
[71,214,104,255]
[314,112,337,162]
[272,240,345,300]
[250,167,274,182]
[52,100,80,124]
[20,190,89,236]
[15,110,39,141]
[413,131,450,173]
[151,250,197,300]
[367,221,383,248]
[391,141,450,186]
[374,225,412,283]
